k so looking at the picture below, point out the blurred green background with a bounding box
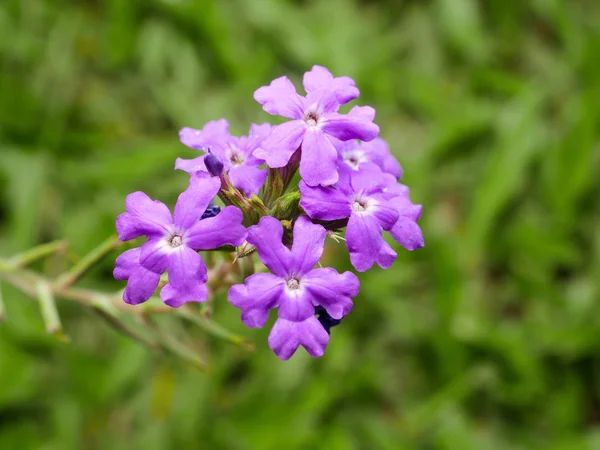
[1,0,600,448]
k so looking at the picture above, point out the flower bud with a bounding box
[201,204,221,220]
[205,152,224,177]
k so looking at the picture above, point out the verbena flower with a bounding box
[253,70,379,187]
[115,172,247,307]
[300,164,423,272]
[228,216,359,360]
[177,121,271,195]
[336,137,403,179]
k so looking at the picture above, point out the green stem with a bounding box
[177,306,254,351]
[8,240,68,267]
[93,307,160,351]
[56,235,121,289]
[36,281,68,341]
[0,281,5,323]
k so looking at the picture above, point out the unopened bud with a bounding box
[201,204,221,220]
[205,152,224,177]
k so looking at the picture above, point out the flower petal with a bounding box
[179,127,206,150]
[346,213,397,272]
[228,165,267,196]
[247,123,272,148]
[124,270,160,305]
[179,119,229,150]
[228,273,284,328]
[348,105,376,121]
[253,121,306,168]
[246,216,292,277]
[370,193,400,231]
[114,249,160,305]
[303,65,334,92]
[331,76,360,104]
[254,76,305,119]
[321,109,379,142]
[174,155,207,174]
[361,137,403,179]
[186,206,247,249]
[113,248,142,280]
[303,65,359,105]
[139,238,170,274]
[160,282,209,308]
[389,217,424,251]
[173,172,221,229]
[268,317,329,360]
[388,186,423,222]
[348,163,392,194]
[277,288,315,322]
[299,181,351,221]
[304,89,339,115]
[303,268,359,319]
[299,130,339,186]
[290,216,326,274]
[116,192,172,241]
[167,246,208,290]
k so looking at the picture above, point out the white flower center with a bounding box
[304,111,319,127]
[343,150,367,170]
[286,277,300,290]
[352,197,370,212]
[169,235,183,248]
[228,150,244,167]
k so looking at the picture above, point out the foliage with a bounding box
[1,0,599,448]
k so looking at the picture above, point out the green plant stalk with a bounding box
[0,281,5,323]
[8,240,68,267]
[177,306,254,351]
[56,235,122,289]
[36,280,67,340]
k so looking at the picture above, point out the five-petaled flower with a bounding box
[115,172,247,307]
[228,216,359,360]
[177,120,271,196]
[253,68,379,187]
[300,163,423,272]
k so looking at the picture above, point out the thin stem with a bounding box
[56,235,122,289]
[0,259,168,315]
[8,240,68,268]
[93,307,160,351]
[0,281,5,323]
[177,306,254,351]
[36,280,68,341]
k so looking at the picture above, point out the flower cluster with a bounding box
[114,65,423,360]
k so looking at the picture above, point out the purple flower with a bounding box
[336,137,403,180]
[300,164,423,272]
[303,65,359,105]
[228,216,359,360]
[177,122,271,196]
[253,72,379,187]
[115,172,247,307]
